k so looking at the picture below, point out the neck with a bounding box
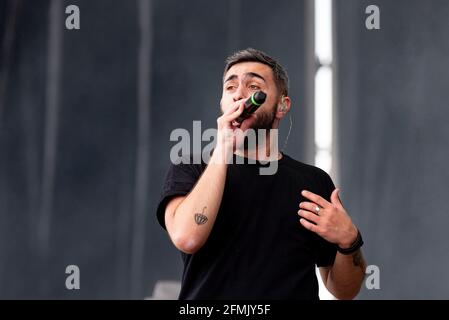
[234,128,282,161]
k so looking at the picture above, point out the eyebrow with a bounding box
[224,72,266,84]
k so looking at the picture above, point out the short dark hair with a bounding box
[223,48,289,96]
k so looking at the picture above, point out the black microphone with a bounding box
[233,91,266,126]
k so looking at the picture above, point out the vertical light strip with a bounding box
[314,0,333,174]
[314,0,335,300]
[39,0,63,257]
[314,67,333,172]
[131,0,153,298]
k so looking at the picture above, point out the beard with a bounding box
[242,103,277,151]
[251,103,277,130]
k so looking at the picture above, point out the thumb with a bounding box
[331,188,342,206]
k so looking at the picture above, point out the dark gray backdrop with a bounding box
[335,0,449,299]
[0,0,309,299]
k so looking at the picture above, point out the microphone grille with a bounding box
[253,91,267,104]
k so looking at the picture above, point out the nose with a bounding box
[232,86,248,102]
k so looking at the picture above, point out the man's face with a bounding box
[221,62,279,130]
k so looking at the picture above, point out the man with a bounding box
[156,48,366,300]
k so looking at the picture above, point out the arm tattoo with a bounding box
[194,207,208,225]
[352,250,366,272]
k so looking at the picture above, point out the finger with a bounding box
[226,103,243,118]
[299,201,322,215]
[299,218,319,234]
[331,188,343,207]
[301,190,330,209]
[225,103,244,122]
[298,209,320,224]
[223,101,242,116]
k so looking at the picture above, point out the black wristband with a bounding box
[336,230,364,255]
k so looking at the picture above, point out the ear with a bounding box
[275,95,291,119]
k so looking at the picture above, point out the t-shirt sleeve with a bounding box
[156,161,203,230]
[313,169,338,267]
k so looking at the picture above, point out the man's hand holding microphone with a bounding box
[214,91,266,164]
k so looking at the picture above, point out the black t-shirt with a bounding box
[156,153,337,300]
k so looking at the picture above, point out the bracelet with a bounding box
[336,230,364,255]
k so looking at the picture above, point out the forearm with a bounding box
[168,146,229,253]
[326,249,366,300]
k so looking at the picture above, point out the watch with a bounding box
[336,230,364,255]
